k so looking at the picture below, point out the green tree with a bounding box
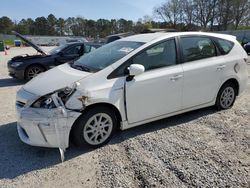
[14,19,29,34]
[34,17,50,35]
[69,17,86,36]
[85,19,97,37]
[26,18,35,35]
[96,19,111,37]
[47,14,57,35]
[0,16,13,34]
[57,17,65,36]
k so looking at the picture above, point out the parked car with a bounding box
[106,32,134,43]
[16,32,248,155]
[243,42,250,54]
[8,31,97,80]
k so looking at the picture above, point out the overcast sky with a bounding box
[0,0,165,21]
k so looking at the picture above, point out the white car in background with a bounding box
[16,32,248,158]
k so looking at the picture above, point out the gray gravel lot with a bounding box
[0,47,249,187]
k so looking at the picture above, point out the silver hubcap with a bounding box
[220,86,235,108]
[28,67,43,79]
[83,113,113,145]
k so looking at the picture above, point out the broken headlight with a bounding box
[32,95,55,108]
[32,85,77,108]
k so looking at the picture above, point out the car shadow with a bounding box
[0,107,216,179]
[110,107,217,145]
[0,78,26,87]
[0,122,92,179]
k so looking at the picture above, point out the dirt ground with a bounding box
[0,47,249,188]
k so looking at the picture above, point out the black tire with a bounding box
[215,82,237,110]
[72,106,118,148]
[25,65,45,80]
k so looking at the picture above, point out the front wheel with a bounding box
[215,82,237,110]
[72,107,117,148]
[25,65,45,80]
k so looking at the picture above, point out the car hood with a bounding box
[11,54,45,62]
[12,31,47,55]
[23,63,92,96]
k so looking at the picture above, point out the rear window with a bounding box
[216,38,234,55]
[180,36,216,62]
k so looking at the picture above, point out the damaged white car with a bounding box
[16,32,248,160]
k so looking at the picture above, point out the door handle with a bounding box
[170,74,183,81]
[217,65,226,70]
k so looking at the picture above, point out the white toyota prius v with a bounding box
[16,32,248,156]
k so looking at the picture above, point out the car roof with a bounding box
[120,32,236,43]
[66,42,85,45]
[119,33,174,43]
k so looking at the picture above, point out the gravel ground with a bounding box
[0,47,249,188]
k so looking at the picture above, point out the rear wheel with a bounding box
[215,82,237,110]
[72,106,117,148]
[25,65,45,80]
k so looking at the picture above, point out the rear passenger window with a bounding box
[181,37,216,62]
[216,39,234,54]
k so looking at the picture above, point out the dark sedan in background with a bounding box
[244,42,250,54]
[8,31,98,80]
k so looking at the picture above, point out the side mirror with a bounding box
[126,64,145,81]
[129,64,145,76]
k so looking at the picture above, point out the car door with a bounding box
[180,36,223,109]
[55,44,83,65]
[125,39,183,124]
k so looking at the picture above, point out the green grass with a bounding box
[3,39,14,46]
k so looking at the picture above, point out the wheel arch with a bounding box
[219,78,239,96]
[83,102,122,123]
[24,63,47,79]
[69,102,122,143]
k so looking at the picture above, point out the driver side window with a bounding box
[132,39,177,71]
[108,39,177,79]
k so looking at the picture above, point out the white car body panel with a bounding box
[126,65,183,123]
[23,63,91,96]
[182,56,223,108]
[15,32,248,156]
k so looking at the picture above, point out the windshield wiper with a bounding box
[78,65,91,72]
[71,63,92,72]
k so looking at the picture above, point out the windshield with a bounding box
[49,44,67,55]
[73,41,144,71]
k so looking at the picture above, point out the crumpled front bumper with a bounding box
[17,106,81,149]
[16,88,81,149]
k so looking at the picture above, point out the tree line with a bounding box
[0,0,249,38]
[154,0,250,31]
[0,14,160,38]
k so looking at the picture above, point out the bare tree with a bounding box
[216,0,234,30]
[210,0,218,30]
[154,0,183,28]
[182,0,195,29]
[232,0,250,29]
[192,0,217,29]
